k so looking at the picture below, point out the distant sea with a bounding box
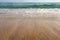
[0,2,60,8]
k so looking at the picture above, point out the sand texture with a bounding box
[0,8,60,40]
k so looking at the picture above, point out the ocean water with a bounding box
[0,2,60,8]
[0,2,60,40]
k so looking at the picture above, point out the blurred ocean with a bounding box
[0,2,60,8]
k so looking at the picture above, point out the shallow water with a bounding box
[0,8,60,40]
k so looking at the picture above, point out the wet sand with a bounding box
[0,8,60,40]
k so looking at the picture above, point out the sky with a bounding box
[0,0,60,2]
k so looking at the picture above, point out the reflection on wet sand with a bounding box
[0,9,60,40]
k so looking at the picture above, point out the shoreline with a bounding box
[0,8,60,40]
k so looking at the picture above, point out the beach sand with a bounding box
[0,8,60,40]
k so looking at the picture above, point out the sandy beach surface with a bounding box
[0,8,60,40]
